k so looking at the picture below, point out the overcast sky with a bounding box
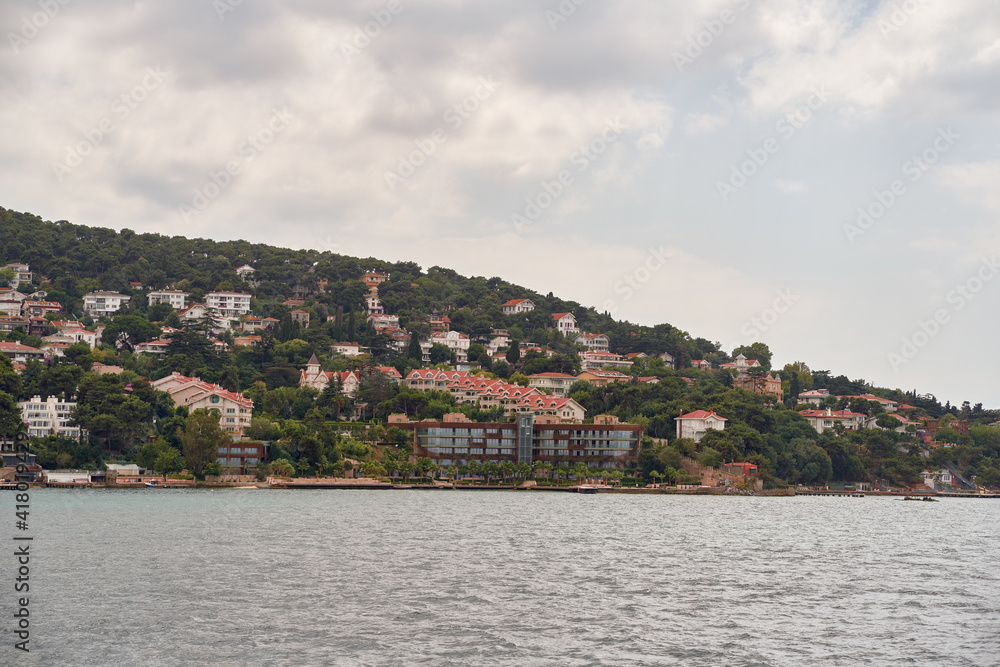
[2,0,998,406]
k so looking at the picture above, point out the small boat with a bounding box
[902,495,937,502]
[144,480,161,488]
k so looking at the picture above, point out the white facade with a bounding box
[430,330,470,363]
[205,292,252,317]
[5,263,32,289]
[19,396,85,439]
[502,299,535,315]
[797,389,830,406]
[552,313,579,335]
[575,333,610,352]
[147,290,189,310]
[676,410,727,443]
[83,291,131,317]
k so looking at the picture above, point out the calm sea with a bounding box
[3,490,999,666]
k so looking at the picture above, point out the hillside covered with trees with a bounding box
[2,206,999,489]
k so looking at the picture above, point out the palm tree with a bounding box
[649,469,662,487]
[500,461,515,484]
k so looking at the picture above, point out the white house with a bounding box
[719,353,761,374]
[298,354,360,395]
[578,350,632,371]
[430,330,471,363]
[552,312,579,335]
[575,332,610,352]
[368,313,400,329]
[676,410,727,443]
[205,292,252,318]
[235,265,256,280]
[147,290,189,310]
[920,469,953,490]
[798,409,867,433]
[178,303,210,322]
[331,342,367,357]
[19,395,85,439]
[135,339,171,356]
[82,291,131,318]
[5,263,32,288]
[796,389,830,405]
[502,298,535,315]
[366,294,384,315]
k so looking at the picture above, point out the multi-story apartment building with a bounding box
[147,290,189,310]
[82,291,131,318]
[527,372,578,397]
[151,373,253,436]
[205,292,251,318]
[393,412,641,469]
[19,395,86,439]
[5,263,32,288]
[429,330,470,363]
[574,333,610,352]
[217,441,267,475]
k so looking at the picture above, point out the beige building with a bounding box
[151,373,253,436]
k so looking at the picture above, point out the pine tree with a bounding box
[407,331,422,363]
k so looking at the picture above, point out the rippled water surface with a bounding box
[7,490,1000,666]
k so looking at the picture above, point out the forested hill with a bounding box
[0,206,717,363]
[5,205,1000,489]
[1,206,989,420]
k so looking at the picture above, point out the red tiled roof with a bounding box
[678,410,727,421]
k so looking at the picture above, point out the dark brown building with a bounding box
[393,413,642,470]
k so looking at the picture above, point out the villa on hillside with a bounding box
[502,298,535,315]
[552,312,579,335]
[676,410,727,443]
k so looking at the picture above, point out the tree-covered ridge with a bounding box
[0,207,718,363]
[2,205,999,490]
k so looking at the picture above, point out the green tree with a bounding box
[506,339,521,365]
[102,314,162,352]
[406,332,423,363]
[180,409,230,478]
[428,343,453,365]
[732,343,773,371]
